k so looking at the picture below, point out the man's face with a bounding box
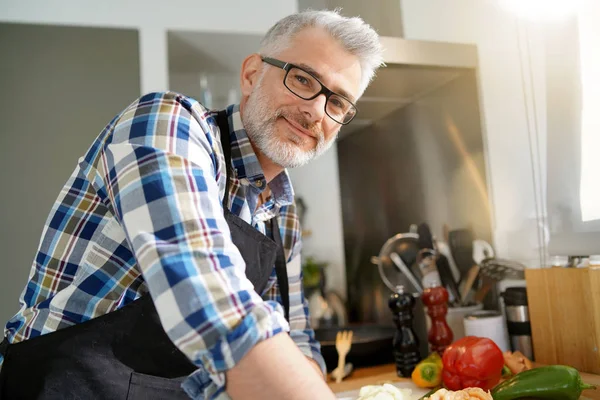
[242,27,362,168]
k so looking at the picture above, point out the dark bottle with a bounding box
[422,284,453,355]
[388,286,421,377]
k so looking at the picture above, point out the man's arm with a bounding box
[307,356,326,379]
[226,333,334,399]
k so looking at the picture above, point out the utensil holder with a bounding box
[525,267,600,374]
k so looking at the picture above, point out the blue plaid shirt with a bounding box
[2,92,324,399]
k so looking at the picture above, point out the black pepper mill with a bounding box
[388,285,420,377]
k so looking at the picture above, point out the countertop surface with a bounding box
[327,363,600,399]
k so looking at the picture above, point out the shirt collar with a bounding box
[223,104,294,207]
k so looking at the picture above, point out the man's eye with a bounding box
[295,75,310,85]
[330,98,344,109]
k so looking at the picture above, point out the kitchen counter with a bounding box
[328,364,600,399]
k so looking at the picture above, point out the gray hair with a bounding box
[259,9,384,97]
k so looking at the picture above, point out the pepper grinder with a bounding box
[422,284,453,355]
[388,285,420,377]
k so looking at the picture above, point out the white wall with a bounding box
[400,0,548,267]
[1,0,297,93]
[289,146,348,299]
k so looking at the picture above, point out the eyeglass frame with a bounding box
[260,56,358,125]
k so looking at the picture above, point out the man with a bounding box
[0,9,383,400]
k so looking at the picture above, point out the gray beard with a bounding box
[242,80,336,168]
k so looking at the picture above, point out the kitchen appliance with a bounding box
[501,287,534,360]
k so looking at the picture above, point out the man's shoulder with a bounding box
[110,91,219,144]
[128,91,214,121]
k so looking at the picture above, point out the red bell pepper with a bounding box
[441,336,504,391]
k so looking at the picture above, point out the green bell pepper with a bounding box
[419,386,441,399]
[491,365,596,400]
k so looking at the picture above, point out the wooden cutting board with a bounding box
[328,364,600,399]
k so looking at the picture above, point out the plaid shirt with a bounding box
[2,92,323,399]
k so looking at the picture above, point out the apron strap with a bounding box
[271,217,290,321]
[0,337,6,395]
[0,337,7,357]
[214,110,290,321]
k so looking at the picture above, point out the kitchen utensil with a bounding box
[416,249,442,289]
[448,228,475,283]
[435,254,461,304]
[371,232,421,293]
[315,325,395,372]
[474,276,495,303]
[436,239,461,283]
[330,362,353,382]
[413,222,441,289]
[417,223,435,250]
[474,258,526,303]
[479,257,526,280]
[473,239,495,264]
[390,252,423,293]
[460,265,480,305]
[335,330,353,383]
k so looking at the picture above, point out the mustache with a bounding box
[273,109,323,138]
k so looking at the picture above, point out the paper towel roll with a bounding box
[463,311,510,352]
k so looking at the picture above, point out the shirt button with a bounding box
[255,179,264,188]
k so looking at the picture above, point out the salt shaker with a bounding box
[388,286,420,377]
[422,284,453,355]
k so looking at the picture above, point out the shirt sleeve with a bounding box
[272,204,326,374]
[285,254,326,374]
[96,92,289,394]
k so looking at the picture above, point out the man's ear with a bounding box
[240,53,263,97]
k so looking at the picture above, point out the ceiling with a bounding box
[168,31,465,136]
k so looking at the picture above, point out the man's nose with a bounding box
[298,94,327,124]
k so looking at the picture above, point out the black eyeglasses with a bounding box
[261,56,358,125]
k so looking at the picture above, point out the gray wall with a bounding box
[0,23,140,325]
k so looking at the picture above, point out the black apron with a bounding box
[0,111,290,399]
